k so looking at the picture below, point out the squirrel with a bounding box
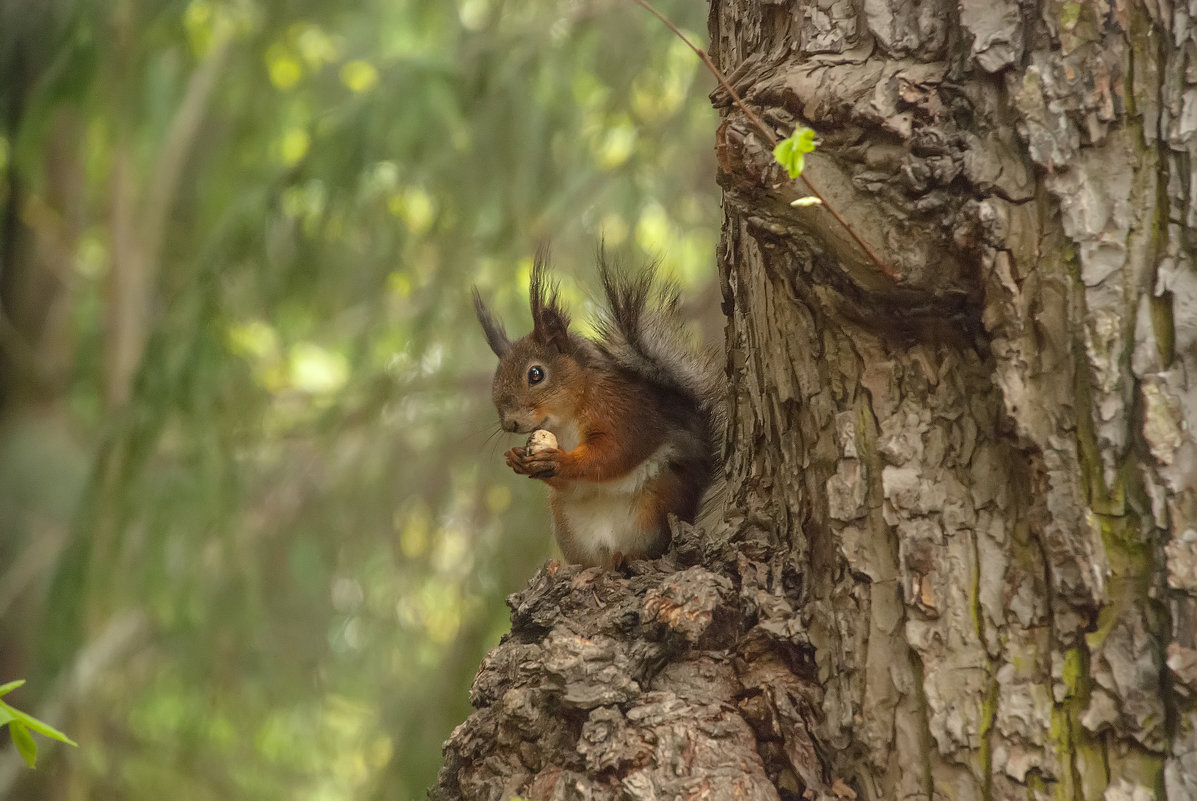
[472,249,722,568]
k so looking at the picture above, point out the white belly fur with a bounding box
[553,443,675,563]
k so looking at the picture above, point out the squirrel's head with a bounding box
[473,253,592,437]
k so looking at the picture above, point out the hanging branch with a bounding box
[630,0,892,278]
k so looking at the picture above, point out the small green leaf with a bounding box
[792,127,818,153]
[0,684,79,755]
[10,722,37,769]
[772,127,819,179]
[15,713,78,746]
[0,702,78,747]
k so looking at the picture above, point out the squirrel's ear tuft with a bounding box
[473,287,511,357]
[529,246,572,352]
[536,307,571,352]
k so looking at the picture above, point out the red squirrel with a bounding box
[473,251,721,568]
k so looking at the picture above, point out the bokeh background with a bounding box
[0,0,719,798]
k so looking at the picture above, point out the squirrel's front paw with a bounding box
[505,446,560,479]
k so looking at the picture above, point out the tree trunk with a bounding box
[433,0,1197,798]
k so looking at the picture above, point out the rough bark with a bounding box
[434,0,1197,799]
[433,534,825,800]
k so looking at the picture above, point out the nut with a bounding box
[526,429,558,453]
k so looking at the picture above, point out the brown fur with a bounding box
[474,250,720,568]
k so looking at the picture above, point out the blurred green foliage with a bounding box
[0,0,717,798]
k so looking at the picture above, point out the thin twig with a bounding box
[631,0,891,277]
[630,0,777,146]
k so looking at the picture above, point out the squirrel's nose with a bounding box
[501,416,519,433]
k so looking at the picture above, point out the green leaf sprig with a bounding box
[772,127,819,179]
[0,680,78,769]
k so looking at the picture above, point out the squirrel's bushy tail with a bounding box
[593,251,724,448]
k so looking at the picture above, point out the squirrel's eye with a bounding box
[527,365,545,385]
